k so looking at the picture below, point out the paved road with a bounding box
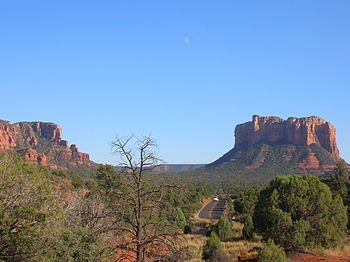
[198,199,226,220]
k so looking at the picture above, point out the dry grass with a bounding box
[184,234,207,262]
[306,237,350,257]
[224,240,262,259]
[189,216,215,235]
[183,219,263,262]
[185,233,207,248]
[191,217,213,226]
[231,221,244,238]
[183,216,211,262]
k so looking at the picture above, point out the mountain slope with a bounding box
[182,143,337,182]
[150,164,205,173]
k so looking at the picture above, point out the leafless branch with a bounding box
[110,135,185,262]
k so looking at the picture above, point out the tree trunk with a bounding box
[136,173,143,262]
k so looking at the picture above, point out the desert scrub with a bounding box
[258,239,289,262]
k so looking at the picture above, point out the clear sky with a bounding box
[0,1,349,165]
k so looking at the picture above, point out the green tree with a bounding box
[163,184,202,216]
[253,175,347,249]
[184,224,192,234]
[242,215,255,240]
[96,164,125,198]
[225,196,234,217]
[202,232,224,261]
[234,189,259,216]
[258,239,289,262]
[331,161,349,198]
[54,227,112,262]
[171,207,188,230]
[0,152,61,261]
[322,161,350,229]
[216,215,232,241]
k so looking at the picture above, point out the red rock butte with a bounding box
[234,115,340,159]
[0,120,96,169]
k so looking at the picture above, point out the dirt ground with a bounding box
[288,252,350,262]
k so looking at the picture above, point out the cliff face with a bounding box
[0,120,96,170]
[235,115,339,159]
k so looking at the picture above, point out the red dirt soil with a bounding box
[289,252,350,262]
[237,253,350,262]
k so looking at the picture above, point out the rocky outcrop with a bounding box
[0,120,96,170]
[20,148,47,165]
[235,115,339,159]
[0,121,61,150]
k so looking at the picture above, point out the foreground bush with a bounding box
[0,152,61,261]
[217,215,232,240]
[53,192,118,262]
[202,232,224,261]
[211,249,232,262]
[253,175,347,249]
[242,215,255,240]
[171,207,188,229]
[258,239,289,262]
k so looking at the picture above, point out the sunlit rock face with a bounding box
[235,115,339,159]
[0,120,96,169]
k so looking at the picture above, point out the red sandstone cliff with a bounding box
[235,115,340,159]
[0,120,96,170]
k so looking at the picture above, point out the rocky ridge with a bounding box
[0,120,96,170]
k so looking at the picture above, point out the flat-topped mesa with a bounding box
[234,115,339,159]
[0,120,95,169]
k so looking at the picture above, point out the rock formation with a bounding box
[235,115,339,159]
[183,115,346,181]
[0,120,96,170]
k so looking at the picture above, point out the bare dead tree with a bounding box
[110,135,187,262]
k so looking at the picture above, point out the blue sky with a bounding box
[1,1,349,164]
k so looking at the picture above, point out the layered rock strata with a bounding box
[0,120,95,169]
[235,115,339,159]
